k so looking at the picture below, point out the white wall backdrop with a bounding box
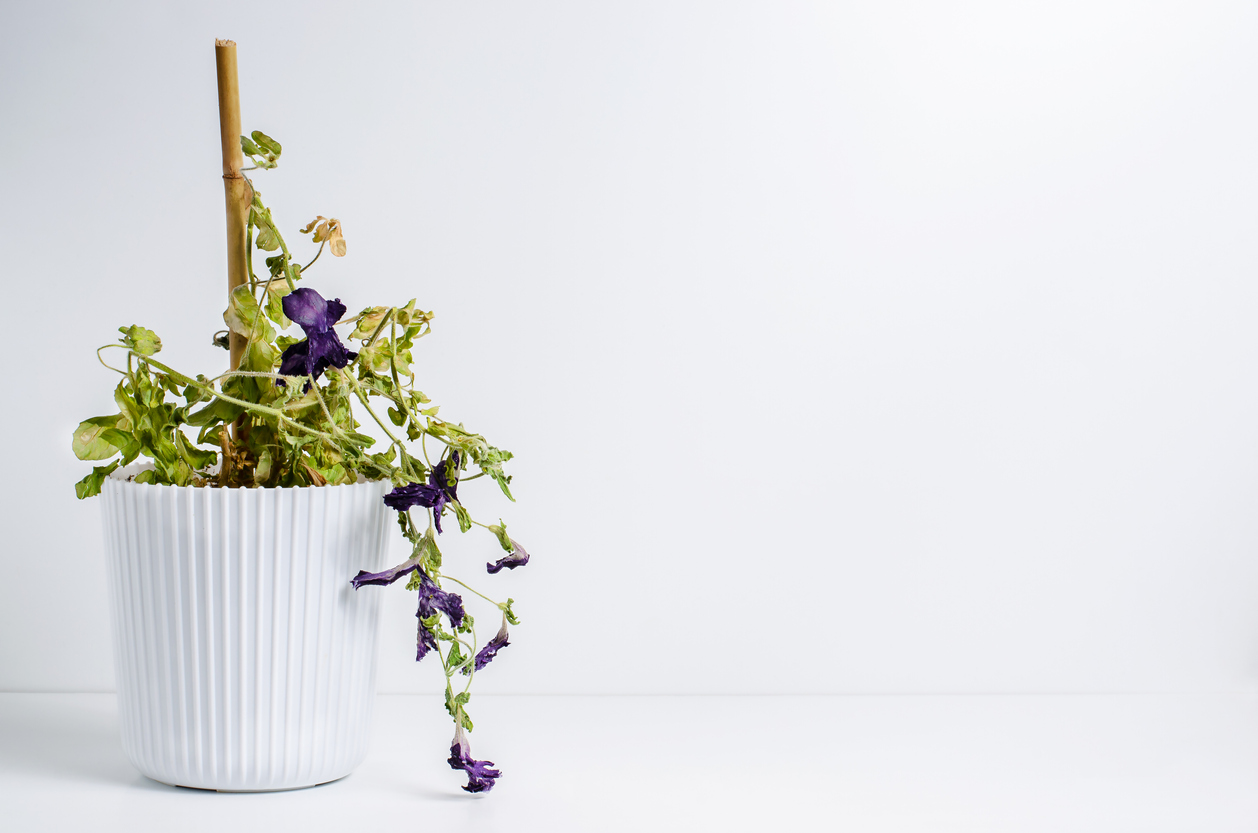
[3,0,1258,695]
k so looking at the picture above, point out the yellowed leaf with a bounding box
[328,222,346,256]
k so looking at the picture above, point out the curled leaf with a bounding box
[302,216,346,257]
[223,285,276,343]
[72,415,131,461]
[119,325,162,356]
[241,130,281,169]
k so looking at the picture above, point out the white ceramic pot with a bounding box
[99,473,391,791]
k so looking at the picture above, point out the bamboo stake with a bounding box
[215,39,250,372]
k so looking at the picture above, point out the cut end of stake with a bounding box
[215,38,236,48]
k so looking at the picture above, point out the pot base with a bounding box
[167,773,348,793]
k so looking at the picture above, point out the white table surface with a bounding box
[2,692,1255,832]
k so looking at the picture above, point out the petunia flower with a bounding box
[351,562,460,662]
[415,615,437,661]
[447,726,501,793]
[277,287,357,388]
[349,555,420,589]
[417,569,465,629]
[486,539,530,574]
[382,453,461,533]
[463,616,510,674]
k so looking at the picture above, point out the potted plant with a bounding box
[73,40,530,794]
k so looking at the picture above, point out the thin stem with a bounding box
[364,307,395,349]
[345,374,419,479]
[96,346,127,374]
[439,575,501,607]
[461,627,477,693]
[301,240,326,272]
[308,374,342,436]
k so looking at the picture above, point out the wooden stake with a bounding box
[215,39,250,372]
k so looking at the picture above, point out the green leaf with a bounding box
[489,468,515,501]
[118,325,161,356]
[387,406,405,427]
[502,598,520,626]
[240,135,262,156]
[175,432,217,471]
[223,284,276,343]
[444,688,473,730]
[75,461,119,499]
[72,415,129,461]
[416,528,442,572]
[182,376,211,405]
[447,642,466,669]
[254,222,281,252]
[187,397,244,427]
[351,306,390,340]
[453,501,471,534]
[264,282,292,328]
[255,447,274,485]
[251,207,282,251]
[251,130,282,157]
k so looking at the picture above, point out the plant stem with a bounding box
[439,574,501,607]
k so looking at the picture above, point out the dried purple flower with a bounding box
[349,555,420,589]
[417,569,465,630]
[463,618,510,674]
[416,615,437,661]
[486,539,530,574]
[447,726,501,793]
[277,287,357,388]
[284,286,345,333]
[382,453,461,533]
[352,562,459,663]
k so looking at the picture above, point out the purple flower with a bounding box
[463,618,510,674]
[349,555,420,589]
[277,288,357,388]
[417,569,465,630]
[447,726,501,793]
[351,561,460,662]
[382,453,461,533]
[416,616,437,661]
[486,539,530,574]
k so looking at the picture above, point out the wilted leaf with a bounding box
[301,216,346,256]
[251,130,282,157]
[72,415,128,461]
[75,461,120,499]
[118,325,161,356]
[224,285,276,342]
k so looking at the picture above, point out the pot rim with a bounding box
[107,463,387,492]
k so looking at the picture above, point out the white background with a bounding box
[3,0,1258,698]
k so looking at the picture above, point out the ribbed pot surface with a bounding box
[99,475,391,791]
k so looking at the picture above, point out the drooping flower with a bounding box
[447,726,501,793]
[416,615,437,661]
[352,562,460,663]
[463,617,510,674]
[382,453,461,533]
[486,539,530,574]
[277,287,357,388]
[417,569,465,629]
[349,555,420,589]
